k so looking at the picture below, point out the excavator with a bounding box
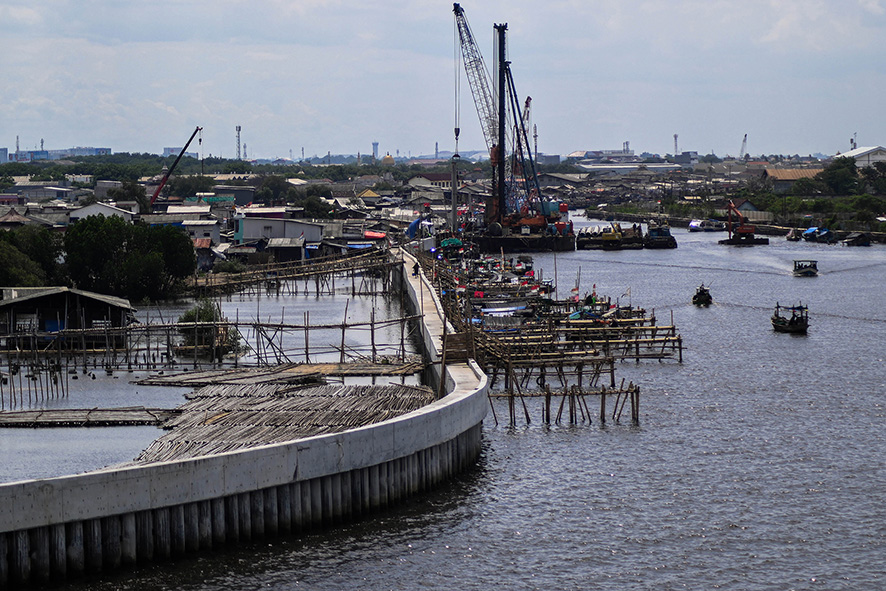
[718,199,769,245]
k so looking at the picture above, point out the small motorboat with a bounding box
[802,227,819,241]
[792,260,818,277]
[692,284,713,306]
[771,303,809,334]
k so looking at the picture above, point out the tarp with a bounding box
[406,217,421,239]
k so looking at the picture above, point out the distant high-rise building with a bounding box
[0,148,7,164]
[163,147,198,159]
[372,142,379,162]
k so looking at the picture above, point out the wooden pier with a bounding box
[190,248,395,298]
[0,407,177,428]
[413,251,681,426]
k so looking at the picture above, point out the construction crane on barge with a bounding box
[453,4,560,240]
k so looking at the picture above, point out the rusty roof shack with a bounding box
[0,287,136,343]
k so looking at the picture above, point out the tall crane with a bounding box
[454,4,546,228]
[453,3,497,154]
[150,126,202,206]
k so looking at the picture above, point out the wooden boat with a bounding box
[792,260,818,277]
[802,227,837,244]
[771,303,808,334]
[692,284,712,306]
[842,232,871,247]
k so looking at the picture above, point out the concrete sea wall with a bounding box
[0,255,488,587]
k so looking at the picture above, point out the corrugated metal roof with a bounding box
[0,287,133,310]
[267,237,305,248]
[764,168,824,180]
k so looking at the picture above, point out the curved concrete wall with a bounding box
[0,256,487,587]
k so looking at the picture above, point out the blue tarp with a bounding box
[406,217,421,239]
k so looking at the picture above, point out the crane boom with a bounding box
[150,126,203,206]
[453,3,497,154]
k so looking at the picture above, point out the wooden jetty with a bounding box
[190,248,395,298]
[406,252,664,427]
[0,407,177,427]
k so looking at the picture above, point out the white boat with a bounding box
[689,219,726,232]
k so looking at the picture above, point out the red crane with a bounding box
[150,126,203,206]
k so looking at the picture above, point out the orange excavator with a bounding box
[719,199,769,245]
[726,199,756,240]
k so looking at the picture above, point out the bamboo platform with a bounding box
[0,407,177,427]
[126,382,436,464]
[135,360,424,387]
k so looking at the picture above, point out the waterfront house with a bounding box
[0,287,135,336]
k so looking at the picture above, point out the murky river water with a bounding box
[6,218,886,589]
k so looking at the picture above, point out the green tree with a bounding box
[65,215,130,294]
[177,299,241,360]
[817,157,858,195]
[65,215,194,301]
[255,175,297,204]
[108,179,151,213]
[166,175,216,199]
[0,241,45,286]
[5,225,66,285]
[0,174,15,191]
[790,177,825,196]
[223,160,253,174]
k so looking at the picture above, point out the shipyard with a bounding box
[3,1,886,590]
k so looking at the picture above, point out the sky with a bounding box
[2,0,886,161]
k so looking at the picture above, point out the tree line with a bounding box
[1,216,195,302]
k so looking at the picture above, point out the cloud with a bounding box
[3,0,886,157]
